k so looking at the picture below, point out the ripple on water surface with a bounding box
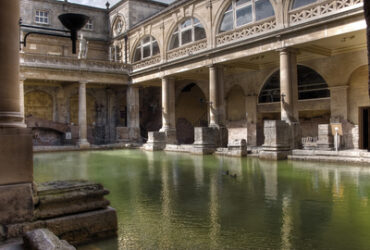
[34,150,370,250]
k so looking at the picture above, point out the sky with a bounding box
[61,0,175,8]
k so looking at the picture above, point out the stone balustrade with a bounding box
[216,18,277,47]
[20,53,128,74]
[289,0,363,25]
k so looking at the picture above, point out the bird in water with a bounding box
[222,170,230,175]
[222,170,237,178]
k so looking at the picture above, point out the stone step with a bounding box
[289,155,370,164]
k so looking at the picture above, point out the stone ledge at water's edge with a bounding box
[0,180,117,246]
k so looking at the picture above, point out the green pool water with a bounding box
[34,150,370,250]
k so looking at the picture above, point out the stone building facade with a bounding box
[20,0,369,153]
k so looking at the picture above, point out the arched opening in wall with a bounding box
[140,87,162,141]
[257,65,331,146]
[69,94,97,143]
[176,83,207,144]
[226,85,246,124]
[25,91,53,121]
[348,65,370,150]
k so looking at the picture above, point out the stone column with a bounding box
[245,95,258,146]
[279,48,301,149]
[0,0,34,225]
[209,65,226,127]
[20,76,25,123]
[208,65,227,147]
[279,48,299,124]
[77,81,90,148]
[126,86,141,142]
[160,76,177,144]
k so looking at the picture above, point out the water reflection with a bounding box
[34,151,370,250]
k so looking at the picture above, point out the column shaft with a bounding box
[0,1,24,127]
[20,78,25,123]
[126,86,141,142]
[161,77,176,130]
[78,82,90,148]
[280,49,299,124]
[160,77,177,144]
[127,86,140,128]
[209,65,225,127]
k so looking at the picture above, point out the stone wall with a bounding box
[348,65,370,124]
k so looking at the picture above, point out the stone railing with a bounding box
[132,55,161,71]
[216,18,277,46]
[167,39,208,61]
[289,0,363,24]
[20,53,128,74]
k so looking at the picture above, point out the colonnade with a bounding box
[134,47,300,147]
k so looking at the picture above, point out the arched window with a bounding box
[169,18,206,50]
[133,36,160,62]
[219,0,275,33]
[258,65,330,103]
[291,0,317,9]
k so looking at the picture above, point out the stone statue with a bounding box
[78,34,89,59]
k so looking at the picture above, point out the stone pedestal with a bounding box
[1,181,117,245]
[0,128,33,185]
[144,131,166,151]
[227,139,247,157]
[116,127,141,143]
[259,120,292,160]
[317,124,334,150]
[192,127,219,154]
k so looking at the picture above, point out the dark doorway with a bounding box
[359,107,370,151]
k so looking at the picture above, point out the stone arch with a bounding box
[348,65,370,124]
[130,35,161,63]
[226,85,246,122]
[176,83,208,144]
[24,90,54,121]
[69,94,97,126]
[258,65,330,103]
[164,15,210,52]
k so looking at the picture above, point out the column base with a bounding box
[77,139,90,149]
[144,131,166,151]
[0,128,33,185]
[160,128,177,144]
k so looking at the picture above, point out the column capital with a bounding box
[79,80,90,85]
[161,76,175,81]
[19,74,26,82]
[277,47,299,54]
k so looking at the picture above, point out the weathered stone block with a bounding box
[0,183,34,224]
[23,228,76,250]
[259,120,291,160]
[317,124,334,150]
[35,181,110,219]
[45,207,117,245]
[192,127,219,155]
[144,131,166,151]
[163,129,177,145]
[0,128,33,185]
[116,127,141,143]
[262,120,291,150]
[227,139,247,157]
